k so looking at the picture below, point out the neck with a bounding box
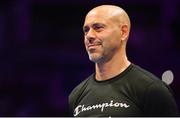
[95,51,130,81]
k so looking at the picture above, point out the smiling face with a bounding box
[83,5,130,63]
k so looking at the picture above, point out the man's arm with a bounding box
[143,81,179,116]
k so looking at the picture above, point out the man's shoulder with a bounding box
[130,64,160,84]
[130,64,174,97]
[68,74,94,114]
[69,73,94,100]
[126,63,167,94]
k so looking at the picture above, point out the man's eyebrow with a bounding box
[83,23,105,30]
[92,23,105,26]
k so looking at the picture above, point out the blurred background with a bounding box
[0,0,179,116]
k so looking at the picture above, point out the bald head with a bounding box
[83,5,131,63]
[86,5,131,32]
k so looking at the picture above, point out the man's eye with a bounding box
[94,27,103,31]
[93,25,104,31]
[95,26,102,30]
[83,27,89,34]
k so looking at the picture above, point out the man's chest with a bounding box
[73,86,142,116]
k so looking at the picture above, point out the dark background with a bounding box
[0,0,179,116]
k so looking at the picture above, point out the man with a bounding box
[69,5,179,116]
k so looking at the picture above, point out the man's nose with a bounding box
[86,29,96,42]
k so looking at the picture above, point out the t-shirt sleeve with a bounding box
[143,81,179,116]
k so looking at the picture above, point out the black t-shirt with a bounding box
[69,64,179,116]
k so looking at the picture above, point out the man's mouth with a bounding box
[87,43,101,49]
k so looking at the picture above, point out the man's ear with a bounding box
[121,24,129,41]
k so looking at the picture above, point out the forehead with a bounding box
[84,12,111,26]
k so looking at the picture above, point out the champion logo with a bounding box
[74,100,130,116]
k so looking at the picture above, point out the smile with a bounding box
[88,44,101,49]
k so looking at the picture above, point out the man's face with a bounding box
[83,12,122,63]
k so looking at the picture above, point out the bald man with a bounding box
[69,5,179,116]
